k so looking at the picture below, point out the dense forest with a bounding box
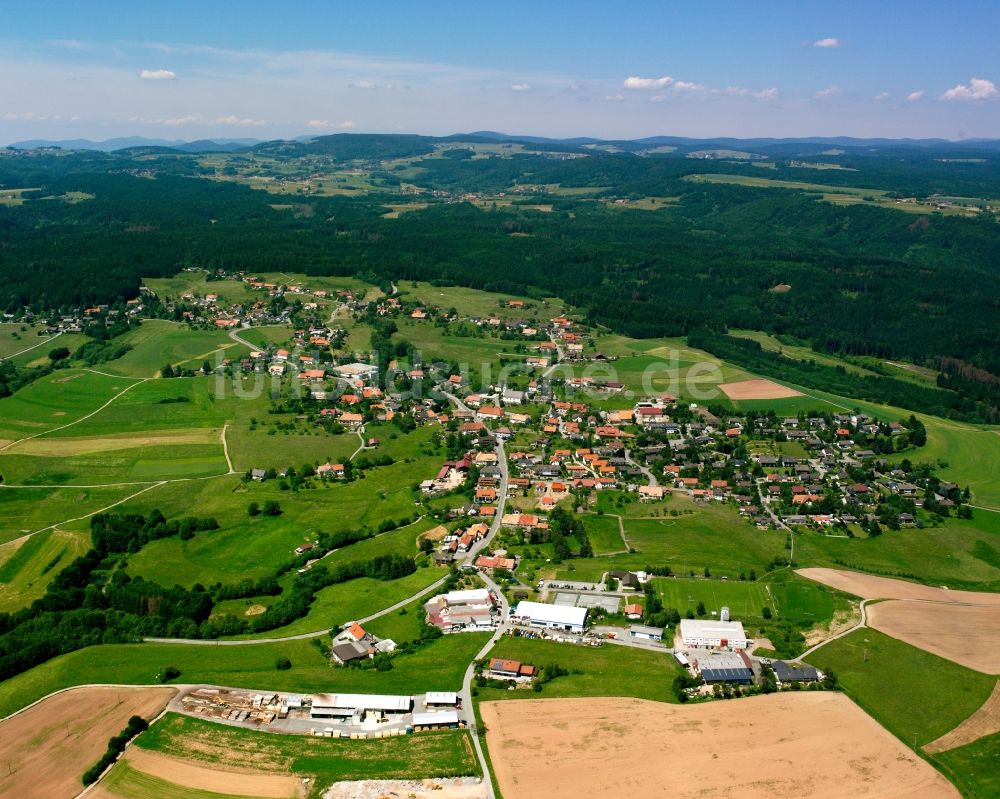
[2,134,1000,384]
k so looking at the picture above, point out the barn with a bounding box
[310,693,412,719]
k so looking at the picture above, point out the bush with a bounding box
[274,656,292,670]
[247,501,261,517]
[158,665,181,683]
[262,500,282,517]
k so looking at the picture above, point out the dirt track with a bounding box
[482,694,959,799]
[0,686,175,799]
[719,378,803,400]
[925,681,1000,753]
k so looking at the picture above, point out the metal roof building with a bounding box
[412,710,460,727]
[679,618,751,650]
[310,693,412,718]
[700,667,754,685]
[424,691,458,706]
[772,661,819,683]
[513,600,588,632]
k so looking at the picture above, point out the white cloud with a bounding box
[874,91,890,101]
[349,80,378,90]
[814,37,841,48]
[3,112,18,120]
[307,119,330,128]
[723,86,779,101]
[650,95,667,103]
[139,69,176,80]
[814,86,843,98]
[940,77,997,101]
[624,76,672,90]
[673,81,705,92]
[907,90,925,102]
[337,120,356,129]
[510,83,531,91]
[216,115,265,126]
[603,94,625,102]
[162,115,198,126]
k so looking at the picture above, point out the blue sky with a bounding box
[2,0,999,142]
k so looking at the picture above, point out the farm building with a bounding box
[412,710,460,728]
[310,693,412,719]
[424,588,497,632]
[331,640,370,665]
[679,618,751,650]
[772,661,820,684]
[513,600,587,633]
[700,667,753,685]
[423,691,458,709]
[629,624,664,642]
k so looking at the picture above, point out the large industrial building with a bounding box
[513,600,587,633]
[310,693,412,720]
[679,618,751,650]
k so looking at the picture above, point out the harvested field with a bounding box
[481,694,959,799]
[0,685,175,799]
[119,747,304,798]
[866,600,1000,673]
[925,682,1000,753]
[797,568,1000,604]
[719,378,803,400]
[324,778,486,799]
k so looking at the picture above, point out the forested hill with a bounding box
[2,135,1000,379]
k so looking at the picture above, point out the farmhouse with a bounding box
[310,693,412,719]
[513,600,588,633]
[679,618,751,650]
[331,640,371,665]
[488,658,539,679]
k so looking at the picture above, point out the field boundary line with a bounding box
[221,423,234,473]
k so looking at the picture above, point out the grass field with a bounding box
[477,637,683,703]
[135,712,479,792]
[0,368,140,442]
[395,281,565,321]
[123,471,436,588]
[0,528,90,611]
[795,512,1000,591]
[0,484,146,542]
[805,628,997,746]
[99,320,250,378]
[97,760,274,799]
[934,732,1000,799]
[225,567,445,640]
[0,632,490,719]
[652,576,770,618]
[543,499,788,582]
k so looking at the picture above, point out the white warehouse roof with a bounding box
[514,600,587,627]
[424,691,458,705]
[680,618,748,640]
[312,693,411,712]
[412,710,459,726]
[445,588,492,605]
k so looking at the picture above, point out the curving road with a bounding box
[796,598,870,663]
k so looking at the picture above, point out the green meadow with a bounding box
[0,529,90,612]
[0,484,146,542]
[805,628,996,746]
[99,320,250,378]
[0,632,490,718]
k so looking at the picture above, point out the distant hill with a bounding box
[8,137,261,153]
